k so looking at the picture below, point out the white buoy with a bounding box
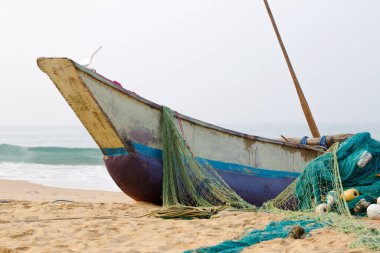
[327,191,339,206]
[316,203,330,214]
[377,197,380,205]
[357,151,372,168]
[367,204,380,220]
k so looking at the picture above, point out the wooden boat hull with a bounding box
[104,152,296,205]
[37,57,322,206]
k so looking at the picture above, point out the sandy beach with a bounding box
[0,179,374,253]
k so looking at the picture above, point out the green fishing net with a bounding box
[149,107,252,219]
[185,219,324,253]
[267,132,380,213]
[264,132,380,250]
[161,106,251,209]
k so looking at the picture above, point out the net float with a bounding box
[315,203,330,214]
[327,191,339,206]
[367,204,380,220]
[341,189,359,202]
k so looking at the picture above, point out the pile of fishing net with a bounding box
[267,132,380,215]
[148,107,252,219]
[264,132,380,250]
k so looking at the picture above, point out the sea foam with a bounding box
[0,143,118,191]
[0,162,119,191]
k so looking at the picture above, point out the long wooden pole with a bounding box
[263,0,320,138]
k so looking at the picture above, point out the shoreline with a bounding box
[0,179,132,203]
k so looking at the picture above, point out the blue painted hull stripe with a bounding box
[102,143,300,179]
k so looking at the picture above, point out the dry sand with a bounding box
[0,179,373,253]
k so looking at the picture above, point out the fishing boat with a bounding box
[37,57,322,206]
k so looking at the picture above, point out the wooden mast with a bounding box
[263,0,320,138]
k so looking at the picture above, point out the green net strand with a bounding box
[184,219,324,253]
[161,106,252,210]
[294,143,350,214]
[146,205,230,220]
[324,214,380,251]
[268,132,380,214]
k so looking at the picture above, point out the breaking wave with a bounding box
[0,144,103,165]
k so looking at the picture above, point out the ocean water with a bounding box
[0,124,379,191]
[0,126,119,191]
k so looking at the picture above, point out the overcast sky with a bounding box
[0,0,379,129]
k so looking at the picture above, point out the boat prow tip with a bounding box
[36,57,75,72]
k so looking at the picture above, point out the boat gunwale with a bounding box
[68,58,321,153]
